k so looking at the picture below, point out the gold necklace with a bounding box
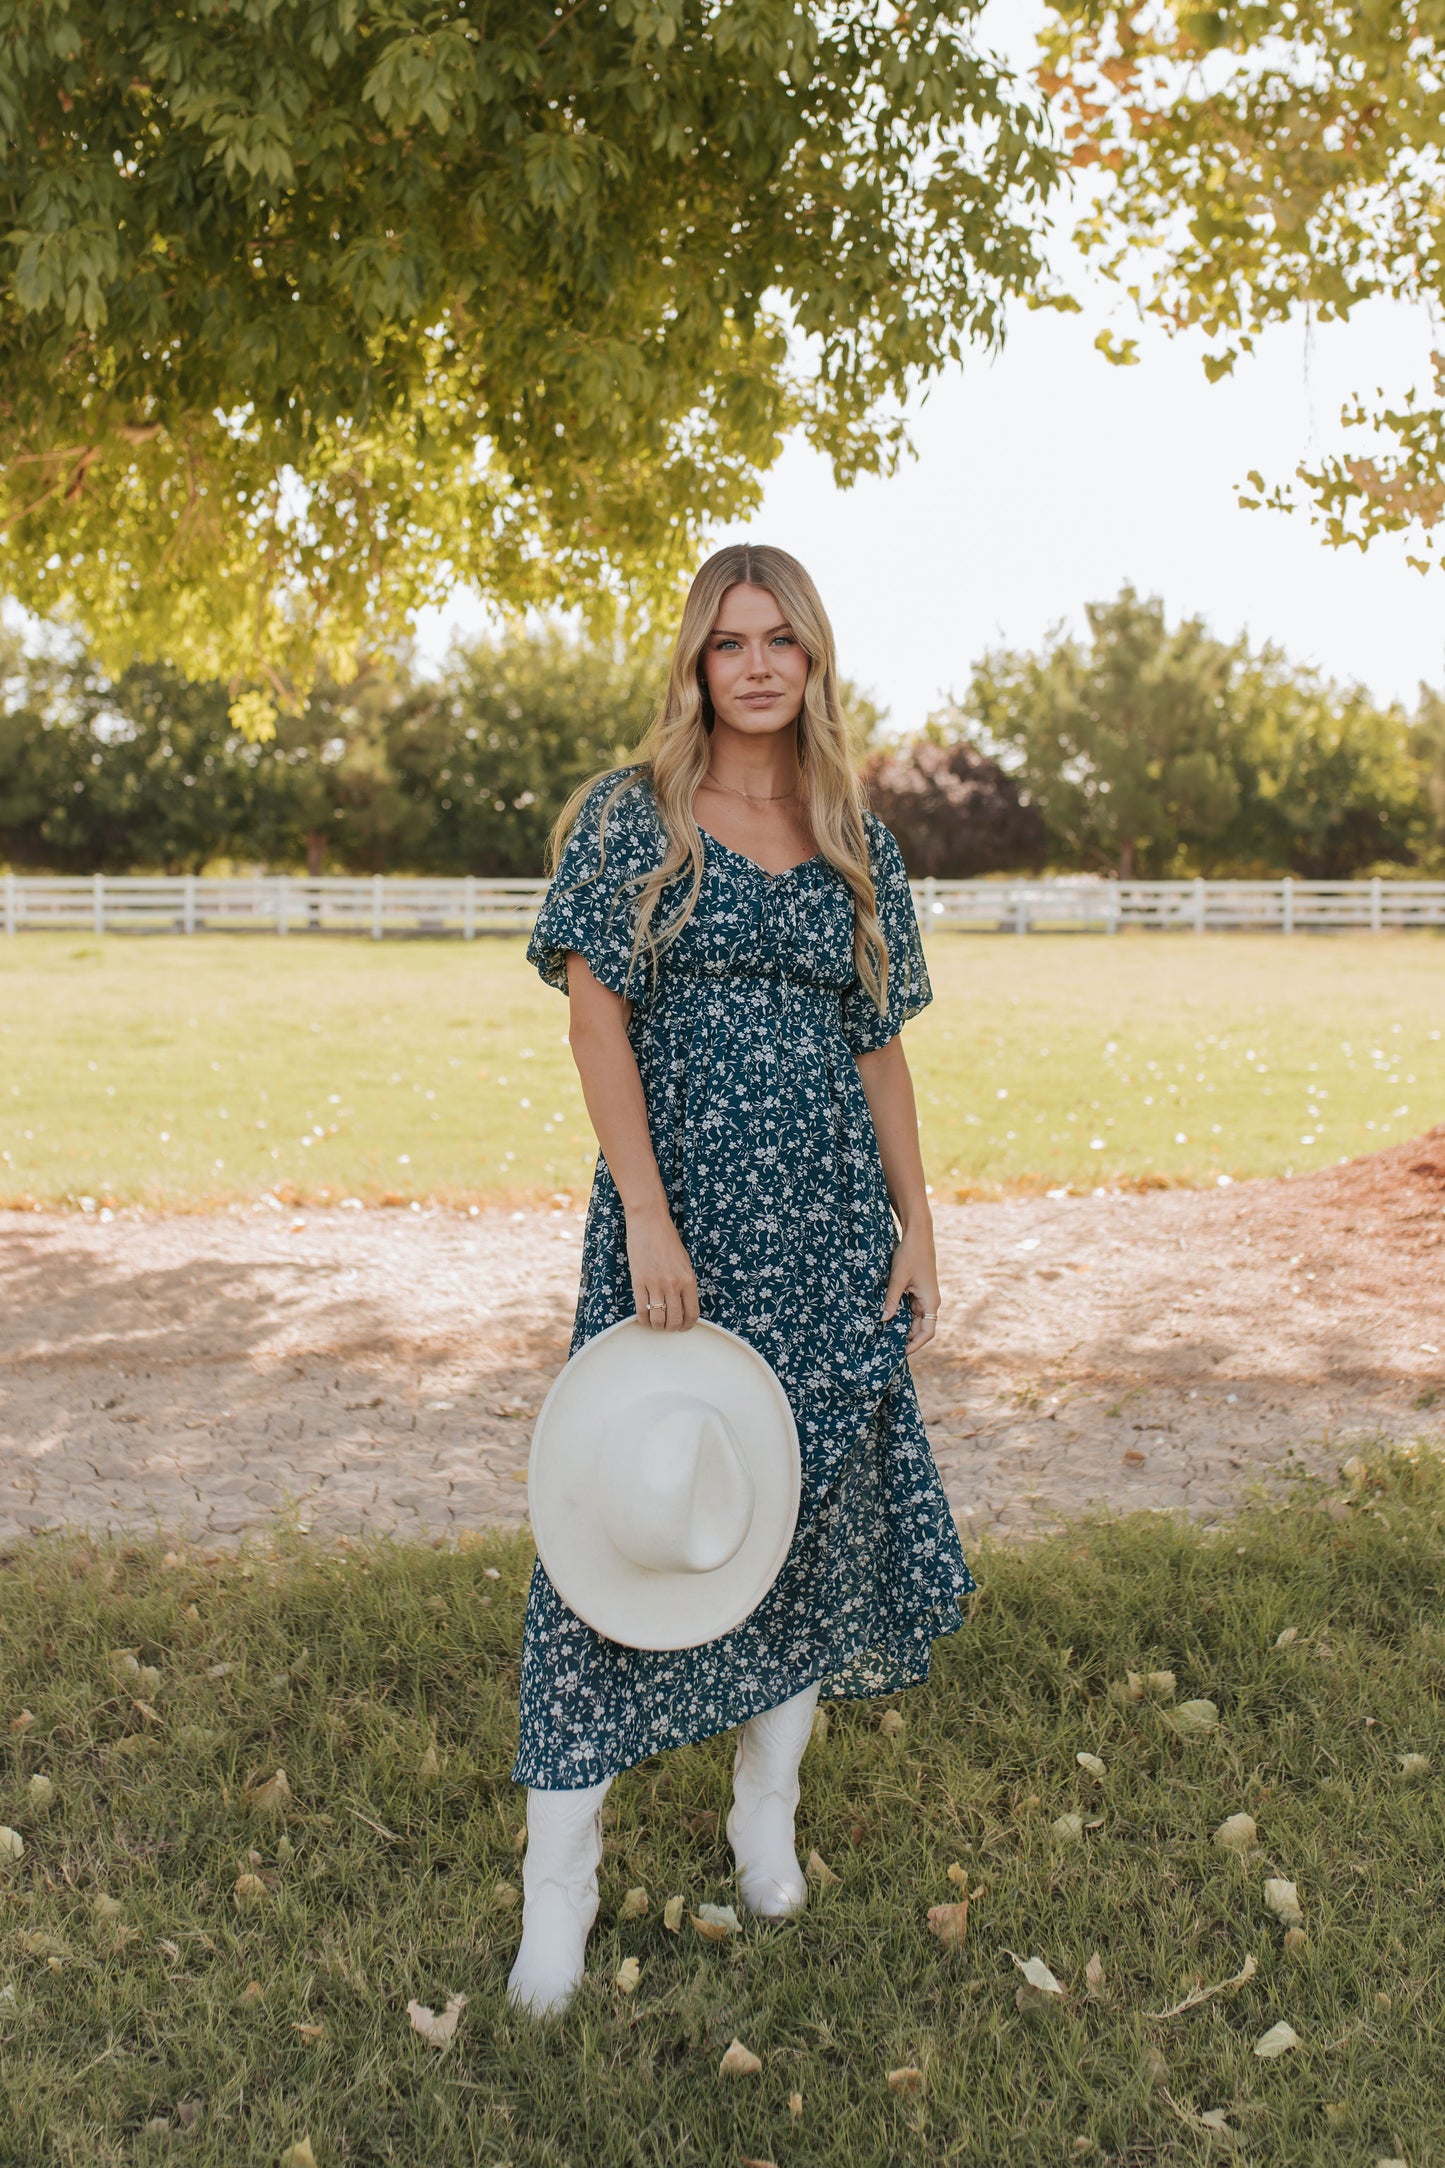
[702,769,801,803]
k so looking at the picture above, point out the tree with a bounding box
[1038,0,1445,573]
[961,586,1425,878]
[0,0,1056,717]
[859,732,1047,875]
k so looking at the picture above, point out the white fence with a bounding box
[3,871,1445,937]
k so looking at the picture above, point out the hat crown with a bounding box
[598,1389,755,1576]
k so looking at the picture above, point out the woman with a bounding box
[507,543,976,2017]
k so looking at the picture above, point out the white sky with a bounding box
[416,0,1445,734]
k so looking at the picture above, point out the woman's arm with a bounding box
[854,1036,940,1351]
[563,951,700,1332]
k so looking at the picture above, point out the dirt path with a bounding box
[2,1133,1442,1549]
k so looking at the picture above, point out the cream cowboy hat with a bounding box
[527,1316,802,1651]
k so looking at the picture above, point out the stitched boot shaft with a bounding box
[506,1777,612,2018]
[726,1683,820,1919]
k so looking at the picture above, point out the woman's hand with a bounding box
[881,1220,941,1351]
[624,1199,701,1331]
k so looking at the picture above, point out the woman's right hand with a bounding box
[624,1199,700,1331]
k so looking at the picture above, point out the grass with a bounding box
[0,1446,1442,2164]
[2,932,1443,1213]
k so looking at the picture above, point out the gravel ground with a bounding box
[3,1131,1442,1550]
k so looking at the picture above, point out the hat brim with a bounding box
[527,1317,801,1650]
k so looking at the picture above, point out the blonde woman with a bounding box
[507,543,975,2016]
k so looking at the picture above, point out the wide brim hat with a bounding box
[527,1317,802,1651]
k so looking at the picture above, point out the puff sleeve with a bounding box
[839,812,934,1055]
[525,773,654,1003]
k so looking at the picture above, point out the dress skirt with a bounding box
[511,764,976,1789]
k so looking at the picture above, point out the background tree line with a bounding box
[2,588,1441,880]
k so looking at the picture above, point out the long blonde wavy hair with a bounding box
[540,543,891,1018]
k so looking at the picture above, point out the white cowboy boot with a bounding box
[506,1776,612,2017]
[726,1683,821,1919]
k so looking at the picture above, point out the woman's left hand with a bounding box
[881,1224,941,1351]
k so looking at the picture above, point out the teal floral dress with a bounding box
[512,763,975,1789]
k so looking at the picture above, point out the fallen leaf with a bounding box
[927,1901,969,1950]
[806,1851,841,1886]
[947,1861,969,1887]
[788,2091,803,2121]
[810,1707,830,1745]
[615,1956,641,1995]
[240,1980,264,2001]
[1052,1813,1084,1841]
[1212,1813,1257,1853]
[294,2022,325,2042]
[618,1886,649,1921]
[407,1992,467,2049]
[1172,1699,1220,1738]
[692,1903,740,1940]
[1149,1951,1256,2020]
[133,1698,163,1725]
[1283,1927,1309,1954]
[416,1744,440,1784]
[1085,1951,1104,1997]
[137,1665,162,1692]
[279,2138,317,2168]
[92,1894,124,1921]
[1264,1878,1303,1927]
[1274,1627,1299,1648]
[1007,1951,1064,1997]
[741,2159,778,2168]
[1147,1671,1177,1699]
[492,1882,519,1911]
[108,1649,142,1678]
[26,1775,55,1812]
[0,1828,25,1862]
[1323,2103,1350,2128]
[1398,1752,1430,1778]
[1076,1752,1106,1778]
[245,1769,293,1815]
[1252,2019,1300,2059]
[887,2066,923,2096]
[879,1710,905,1737]
[1340,1454,1367,1488]
[663,1894,685,1933]
[8,1710,34,1733]
[232,1873,266,1908]
[718,2036,761,2077]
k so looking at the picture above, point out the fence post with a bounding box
[3,872,14,938]
[92,872,105,936]
[1193,877,1206,934]
[183,874,197,935]
[463,874,475,942]
[921,874,936,928]
[1370,875,1383,933]
[371,874,385,941]
[1014,886,1030,936]
[276,876,289,936]
[1281,876,1294,935]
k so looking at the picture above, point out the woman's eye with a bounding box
[771,634,796,647]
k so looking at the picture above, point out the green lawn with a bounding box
[2,932,1443,1211]
[0,1446,1440,2163]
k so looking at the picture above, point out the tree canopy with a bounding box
[959,586,1428,878]
[1039,0,1445,571]
[0,0,1055,719]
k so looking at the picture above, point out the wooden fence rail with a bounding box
[3,871,1444,937]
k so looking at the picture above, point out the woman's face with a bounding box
[701,582,810,736]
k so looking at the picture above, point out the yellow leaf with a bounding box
[1264,1878,1303,1927]
[1283,1926,1309,1954]
[615,1956,641,1994]
[1213,1813,1257,1853]
[1146,1672,1177,1699]
[1253,2020,1300,2058]
[1172,1699,1219,1738]
[492,1882,519,1911]
[810,1706,830,1745]
[1076,1752,1106,1778]
[692,1903,740,1940]
[879,1710,905,1737]
[947,1861,969,1887]
[1007,1951,1064,1997]
[279,2140,317,2168]
[407,1992,467,2049]
[8,1710,34,1733]
[788,2091,803,2122]
[618,1886,649,1921]
[416,1744,441,1784]
[294,2022,325,2042]
[718,2037,761,2077]
[887,2066,923,2096]
[1148,1951,1256,2020]
[1085,1951,1104,1997]
[805,1851,841,1886]
[26,1774,55,1812]
[240,1980,264,2002]
[1274,1627,1299,1648]
[1398,1752,1430,1778]
[1052,1814,1084,1842]
[133,1699,163,1725]
[0,1828,25,1862]
[92,1894,124,1921]
[245,1769,293,1815]
[108,1649,142,1678]
[927,1900,969,1950]
[233,1873,267,1908]
[663,1894,685,1933]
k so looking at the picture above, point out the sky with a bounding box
[415,1,1445,737]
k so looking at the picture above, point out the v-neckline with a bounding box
[696,825,826,881]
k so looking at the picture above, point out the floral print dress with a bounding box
[511,762,976,1789]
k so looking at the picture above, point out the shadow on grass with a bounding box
[0,1447,1441,2165]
